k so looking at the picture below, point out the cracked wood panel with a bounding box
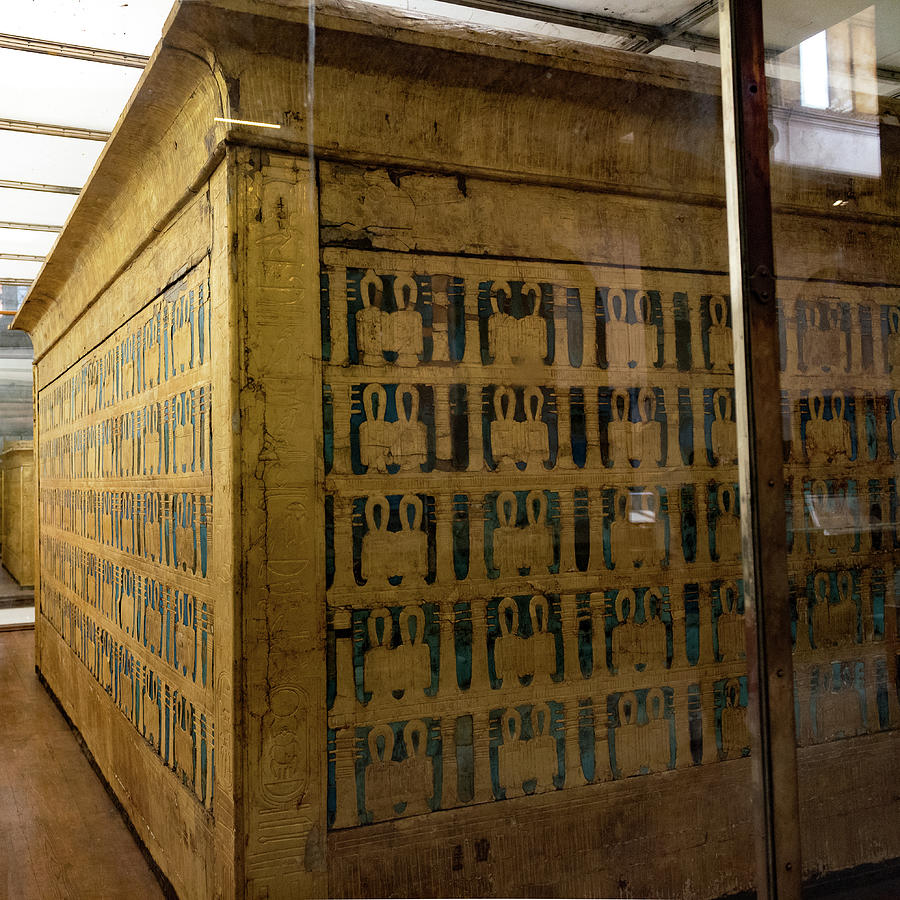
[32,168,236,900]
[32,178,218,393]
[236,148,328,899]
[320,165,900,896]
[0,442,35,587]
[317,161,731,268]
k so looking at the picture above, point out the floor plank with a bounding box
[0,630,165,900]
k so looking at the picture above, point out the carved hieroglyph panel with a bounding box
[237,150,328,898]
[778,287,900,746]
[1,444,35,586]
[37,260,216,810]
[323,252,747,828]
[321,252,899,828]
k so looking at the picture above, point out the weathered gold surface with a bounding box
[31,166,234,900]
[1,441,35,586]
[14,1,900,898]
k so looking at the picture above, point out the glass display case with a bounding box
[5,1,898,897]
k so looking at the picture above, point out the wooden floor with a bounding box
[0,629,164,899]
[1,625,897,900]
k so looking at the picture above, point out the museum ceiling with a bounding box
[0,0,898,304]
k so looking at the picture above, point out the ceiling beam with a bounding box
[0,178,80,195]
[620,0,717,54]
[0,117,110,142]
[445,0,721,51]
[0,33,148,68]
[0,278,33,287]
[0,221,61,233]
[0,253,43,262]
[444,0,663,41]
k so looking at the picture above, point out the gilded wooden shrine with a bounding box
[14,1,900,898]
[1,440,35,587]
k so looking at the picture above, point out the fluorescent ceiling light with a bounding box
[0,131,103,185]
[0,259,42,280]
[0,189,77,227]
[0,0,173,56]
[0,49,141,132]
[0,230,56,256]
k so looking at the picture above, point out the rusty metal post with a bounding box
[717,1,803,898]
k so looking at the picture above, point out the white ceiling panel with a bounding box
[0,132,103,187]
[0,258,42,280]
[520,0,699,26]
[1,0,174,56]
[365,0,624,45]
[0,50,142,132]
[0,188,77,226]
[0,229,56,256]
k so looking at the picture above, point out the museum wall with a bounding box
[16,1,900,898]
